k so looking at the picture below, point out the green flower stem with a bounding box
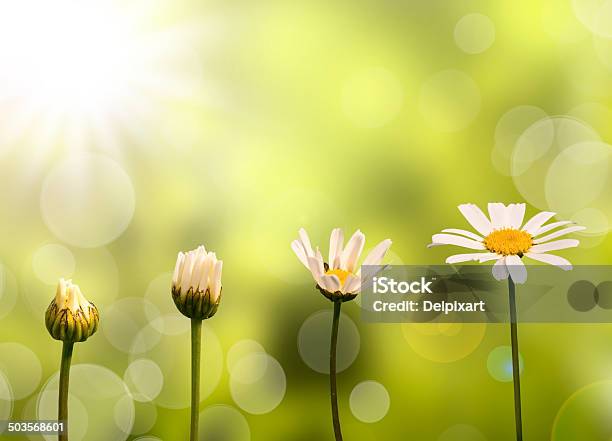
[190,318,202,441]
[330,300,343,441]
[508,277,523,441]
[58,341,73,441]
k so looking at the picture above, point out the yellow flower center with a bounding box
[325,268,351,286]
[483,228,533,256]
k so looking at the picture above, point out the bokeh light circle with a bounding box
[124,358,164,402]
[438,424,487,441]
[552,381,612,440]
[402,321,486,363]
[198,405,251,441]
[0,264,18,320]
[542,0,589,43]
[492,105,548,176]
[512,116,600,210]
[454,13,495,54]
[43,393,89,440]
[298,310,360,373]
[144,272,181,318]
[567,280,599,312]
[418,69,481,132]
[130,317,223,409]
[227,340,266,375]
[31,244,75,285]
[0,370,13,433]
[597,280,612,309]
[37,364,134,441]
[349,381,390,423]
[0,343,42,399]
[144,273,185,335]
[486,346,524,382]
[230,353,286,415]
[572,207,609,236]
[40,152,135,248]
[594,0,612,39]
[341,67,404,128]
[545,141,611,216]
[20,394,42,441]
[130,401,157,436]
[571,0,607,33]
[103,297,162,354]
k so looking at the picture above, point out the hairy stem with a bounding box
[330,301,343,441]
[508,277,523,441]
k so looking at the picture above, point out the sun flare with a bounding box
[0,0,208,155]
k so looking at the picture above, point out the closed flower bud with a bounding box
[172,245,223,320]
[45,279,99,343]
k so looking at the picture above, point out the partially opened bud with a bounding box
[172,245,223,320]
[45,279,99,343]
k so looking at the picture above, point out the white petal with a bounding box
[340,229,366,273]
[362,239,392,266]
[492,257,509,281]
[441,228,483,241]
[479,254,503,262]
[307,255,324,281]
[507,203,526,229]
[196,245,207,259]
[191,254,206,289]
[529,239,579,253]
[320,274,341,293]
[298,228,314,257]
[506,254,527,284]
[458,203,493,236]
[179,252,194,290]
[431,233,485,250]
[525,252,572,270]
[172,252,185,286]
[210,260,223,301]
[342,274,361,294]
[315,248,326,275]
[488,203,507,230]
[75,286,91,319]
[445,252,500,264]
[291,240,310,269]
[55,278,67,306]
[521,211,556,234]
[532,220,573,237]
[328,228,344,270]
[66,284,80,313]
[533,226,586,244]
[198,256,212,291]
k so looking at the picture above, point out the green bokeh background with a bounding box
[1,0,612,440]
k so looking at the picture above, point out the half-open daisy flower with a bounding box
[292,228,392,301]
[429,203,585,284]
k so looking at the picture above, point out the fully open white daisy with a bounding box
[429,203,585,284]
[292,228,392,301]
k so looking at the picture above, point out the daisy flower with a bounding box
[429,203,585,284]
[172,245,223,320]
[292,227,392,441]
[170,244,224,441]
[291,227,392,301]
